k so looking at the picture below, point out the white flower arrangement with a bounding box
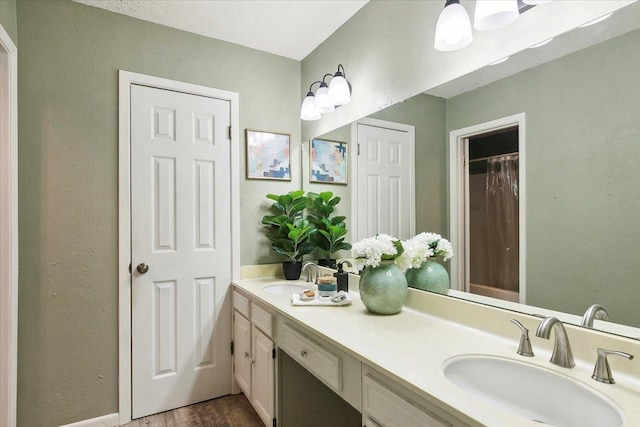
[395,232,454,272]
[351,233,403,269]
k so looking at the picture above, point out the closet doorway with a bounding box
[449,114,526,304]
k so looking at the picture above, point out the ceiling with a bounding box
[73,0,368,61]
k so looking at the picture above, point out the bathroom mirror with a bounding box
[302,4,640,338]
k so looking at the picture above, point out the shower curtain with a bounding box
[485,154,519,292]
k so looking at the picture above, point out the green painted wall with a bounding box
[0,0,17,44]
[446,29,640,327]
[16,1,300,425]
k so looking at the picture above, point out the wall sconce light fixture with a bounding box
[301,64,351,121]
[434,0,473,51]
[435,0,556,52]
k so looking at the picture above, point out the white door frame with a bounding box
[448,113,527,304]
[0,24,18,427]
[118,70,240,424]
[350,118,416,241]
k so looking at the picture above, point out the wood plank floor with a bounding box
[123,394,264,427]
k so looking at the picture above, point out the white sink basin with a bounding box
[262,283,310,295]
[443,355,623,427]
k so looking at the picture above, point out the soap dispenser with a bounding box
[334,261,350,292]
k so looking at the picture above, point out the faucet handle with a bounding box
[592,348,634,384]
[511,319,534,357]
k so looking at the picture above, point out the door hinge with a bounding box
[272,348,276,359]
[228,125,232,140]
[128,263,132,274]
[272,417,276,427]
[230,341,234,355]
[357,143,360,155]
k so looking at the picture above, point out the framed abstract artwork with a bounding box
[246,129,291,181]
[310,138,348,185]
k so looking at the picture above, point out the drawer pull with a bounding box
[301,350,308,357]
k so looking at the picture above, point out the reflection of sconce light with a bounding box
[300,81,322,121]
[434,0,473,52]
[474,0,519,31]
[301,65,352,121]
[328,64,351,106]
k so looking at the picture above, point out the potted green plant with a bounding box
[306,191,351,269]
[261,190,315,280]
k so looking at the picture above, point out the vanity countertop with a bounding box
[232,277,640,427]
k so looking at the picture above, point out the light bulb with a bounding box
[434,0,473,52]
[474,0,519,32]
[328,72,351,106]
[315,82,335,114]
[300,92,321,121]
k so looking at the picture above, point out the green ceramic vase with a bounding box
[359,264,408,315]
[405,259,450,294]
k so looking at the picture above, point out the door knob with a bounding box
[136,263,149,274]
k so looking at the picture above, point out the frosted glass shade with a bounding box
[474,0,519,32]
[300,93,320,121]
[328,74,351,106]
[434,0,473,52]
[315,83,335,113]
[522,0,552,4]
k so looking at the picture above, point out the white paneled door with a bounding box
[131,85,232,418]
[356,123,414,241]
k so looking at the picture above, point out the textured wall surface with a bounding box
[446,29,640,326]
[0,0,17,44]
[17,0,299,425]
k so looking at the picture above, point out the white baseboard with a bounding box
[59,413,120,427]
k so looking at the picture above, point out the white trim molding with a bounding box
[59,413,119,427]
[350,118,416,242]
[118,70,240,424]
[0,24,18,427]
[448,113,527,304]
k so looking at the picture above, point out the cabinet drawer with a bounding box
[363,375,451,427]
[280,323,342,392]
[232,290,250,318]
[251,302,274,338]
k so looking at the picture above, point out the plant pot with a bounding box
[405,260,450,294]
[317,258,337,269]
[359,264,408,315]
[282,261,303,280]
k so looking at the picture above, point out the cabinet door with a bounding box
[233,311,251,397]
[251,325,275,427]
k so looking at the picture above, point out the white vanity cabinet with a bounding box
[232,289,275,427]
[362,366,467,427]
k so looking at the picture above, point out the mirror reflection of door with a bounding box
[353,119,416,241]
[466,127,520,303]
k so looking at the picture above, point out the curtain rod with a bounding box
[469,152,519,163]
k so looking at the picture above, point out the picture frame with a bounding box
[310,138,348,185]
[246,129,292,181]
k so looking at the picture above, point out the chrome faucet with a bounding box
[581,304,609,328]
[535,317,575,368]
[301,262,320,284]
